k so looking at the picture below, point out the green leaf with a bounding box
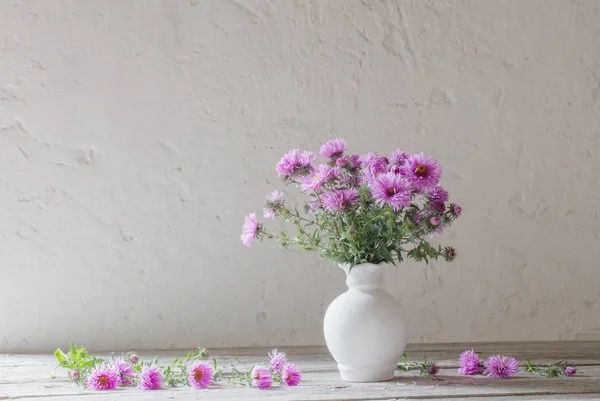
[54,349,67,364]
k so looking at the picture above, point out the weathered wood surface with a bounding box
[1,342,599,400]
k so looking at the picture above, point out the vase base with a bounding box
[338,364,396,382]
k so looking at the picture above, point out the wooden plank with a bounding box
[0,343,599,400]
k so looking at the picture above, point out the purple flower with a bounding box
[70,370,80,380]
[322,189,360,212]
[443,246,456,262]
[369,173,412,211]
[110,357,136,386]
[137,365,163,390]
[188,361,214,389]
[458,349,484,376]
[450,203,462,217]
[389,149,408,166]
[263,190,285,219]
[240,213,259,247]
[484,355,519,379]
[85,366,119,390]
[429,216,441,226]
[319,139,347,159]
[565,366,576,376]
[251,366,273,389]
[335,157,347,168]
[361,153,389,182]
[428,364,440,376]
[401,153,442,190]
[430,200,446,213]
[347,155,362,170]
[300,165,339,192]
[428,186,449,203]
[389,165,402,175]
[268,349,287,373]
[130,354,139,364]
[282,364,302,386]
[276,149,315,178]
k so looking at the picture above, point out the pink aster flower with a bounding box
[282,364,302,386]
[389,149,408,166]
[300,165,339,192]
[429,216,441,226]
[319,139,347,159]
[321,189,360,212]
[458,349,484,376]
[347,154,362,170]
[110,357,136,386]
[188,361,214,389]
[335,157,347,168]
[137,365,163,390]
[240,213,259,247]
[361,153,389,182]
[276,149,315,178]
[268,349,287,373]
[484,355,519,379]
[70,370,80,380]
[428,186,449,203]
[401,153,442,190]
[251,366,273,389]
[85,365,119,390]
[369,172,412,211]
[263,190,285,219]
[451,203,462,217]
[428,363,440,376]
[565,366,576,376]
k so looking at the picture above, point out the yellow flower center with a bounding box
[193,368,203,382]
[415,164,428,177]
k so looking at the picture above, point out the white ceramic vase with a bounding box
[323,263,407,382]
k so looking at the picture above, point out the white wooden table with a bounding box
[1,342,599,400]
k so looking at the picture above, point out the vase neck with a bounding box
[340,263,385,291]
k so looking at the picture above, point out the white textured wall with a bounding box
[1,0,600,352]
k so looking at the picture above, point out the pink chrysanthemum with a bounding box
[188,361,214,389]
[347,154,362,170]
[428,186,449,203]
[451,203,462,217]
[251,366,273,389]
[321,189,360,212]
[319,139,347,159]
[401,153,442,190]
[276,149,315,178]
[565,366,576,376]
[110,357,136,386]
[269,349,287,373]
[240,213,259,247]
[137,365,163,390]
[484,355,519,379]
[300,165,339,192]
[263,190,285,220]
[85,365,119,390]
[361,153,389,182]
[282,364,302,386]
[369,173,412,211]
[458,349,484,376]
[389,149,408,166]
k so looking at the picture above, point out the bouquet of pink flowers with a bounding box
[241,139,461,267]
